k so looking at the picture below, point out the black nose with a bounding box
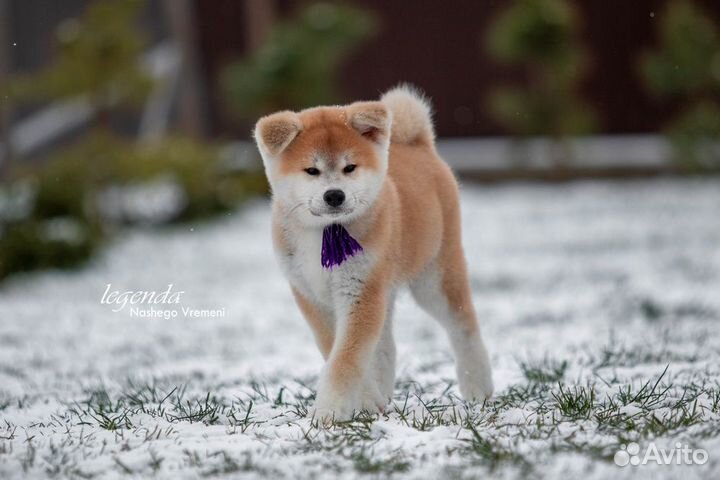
[323,189,345,207]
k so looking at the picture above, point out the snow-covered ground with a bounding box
[1,178,719,479]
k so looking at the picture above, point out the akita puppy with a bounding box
[254,85,493,421]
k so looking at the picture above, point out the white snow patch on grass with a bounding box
[1,179,719,478]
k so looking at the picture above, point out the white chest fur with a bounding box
[290,229,331,303]
[279,227,374,310]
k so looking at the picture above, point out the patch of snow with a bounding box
[0,178,719,478]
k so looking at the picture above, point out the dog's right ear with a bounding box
[254,111,302,156]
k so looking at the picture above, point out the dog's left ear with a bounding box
[348,102,391,144]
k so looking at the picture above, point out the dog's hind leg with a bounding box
[409,257,493,402]
[371,290,397,401]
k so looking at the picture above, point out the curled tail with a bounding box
[381,83,435,147]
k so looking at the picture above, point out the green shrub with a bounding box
[640,1,720,169]
[0,0,267,281]
[0,219,100,279]
[0,134,267,280]
[485,0,597,163]
[667,103,720,170]
[221,2,377,120]
[116,139,267,220]
[25,133,267,221]
[4,0,152,115]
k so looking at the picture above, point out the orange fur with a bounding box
[255,85,493,421]
[292,287,334,359]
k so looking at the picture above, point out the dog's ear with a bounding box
[348,102,391,144]
[254,111,303,156]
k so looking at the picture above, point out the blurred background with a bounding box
[0,0,719,281]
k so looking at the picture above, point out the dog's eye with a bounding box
[343,164,357,174]
[304,167,320,176]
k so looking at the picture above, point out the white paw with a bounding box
[312,378,386,423]
[457,364,494,403]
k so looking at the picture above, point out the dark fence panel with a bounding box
[195,0,720,138]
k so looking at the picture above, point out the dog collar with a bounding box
[321,224,363,269]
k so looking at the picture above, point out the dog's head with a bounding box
[254,102,391,227]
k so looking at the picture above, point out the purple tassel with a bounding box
[321,224,363,269]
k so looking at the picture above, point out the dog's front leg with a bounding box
[291,287,334,359]
[313,273,387,422]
